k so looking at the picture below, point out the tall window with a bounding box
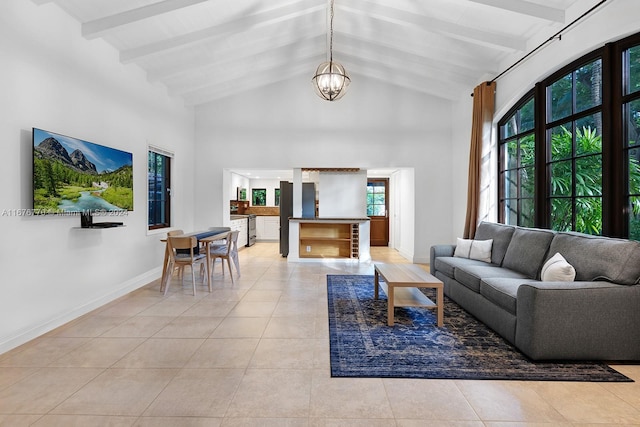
[624,44,640,240]
[148,150,171,230]
[546,58,603,234]
[498,96,535,227]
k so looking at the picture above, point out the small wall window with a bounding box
[366,180,388,216]
[148,149,172,230]
[252,188,266,206]
[275,188,281,206]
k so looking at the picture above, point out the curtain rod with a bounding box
[471,0,609,96]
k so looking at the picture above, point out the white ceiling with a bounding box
[33,0,587,107]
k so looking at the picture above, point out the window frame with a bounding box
[496,34,640,239]
[542,52,605,234]
[148,148,172,230]
[498,92,536,226]
[615,33,640,239]
[252,188,267,206]
[366,179,388,217]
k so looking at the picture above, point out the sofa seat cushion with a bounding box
[433,256,489,279]
[480,278,532,315]
[455,265,529,293]
[502,227,556,279]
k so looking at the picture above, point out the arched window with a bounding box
[497,32,640,240]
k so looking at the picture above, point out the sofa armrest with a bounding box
[515,282,640,360]
[430,244,455,275]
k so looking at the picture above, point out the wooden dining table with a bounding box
[160,228,230,293]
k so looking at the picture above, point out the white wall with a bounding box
[194,74,455,263]
[0,0,194,352]
[229,172,250,201]
[494,0,640,118]
[395,168,416,260]
[249,179,280,207]
[318,171,367,218]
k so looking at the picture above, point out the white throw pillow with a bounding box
[541,252,576,281]
[454,238,493,263]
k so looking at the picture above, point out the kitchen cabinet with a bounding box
[256,216,280,241]
[230,200,249,214]
[230,217,248,247]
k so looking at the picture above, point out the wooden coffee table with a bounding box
[374,263,444,326]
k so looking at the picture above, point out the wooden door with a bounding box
[367,178,389,246]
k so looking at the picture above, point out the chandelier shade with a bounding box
[312,61,351,101]
[312,0,349,101]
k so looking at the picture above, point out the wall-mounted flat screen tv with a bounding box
[32,128,133,215]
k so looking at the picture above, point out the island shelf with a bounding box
[288,218,370,262]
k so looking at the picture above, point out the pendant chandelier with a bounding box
[311,0,350,101]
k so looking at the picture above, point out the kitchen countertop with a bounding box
[230,215,249,220]
[289,217,370,221]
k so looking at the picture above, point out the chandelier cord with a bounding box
[329,0,334,63]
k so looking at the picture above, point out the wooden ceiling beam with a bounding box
[147,31,324,82]
[82,0,210,40]
[467,0,565,23]
[120,0,323,64]
[341,0,527,52]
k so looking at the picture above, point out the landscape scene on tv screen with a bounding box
[32,128,133,215]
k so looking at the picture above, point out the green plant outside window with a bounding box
[498,36,640,240]
[500,97,535,227]
[367,183,386,216]
[252,188,266,206]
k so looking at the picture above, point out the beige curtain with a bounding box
[464,81,496,239]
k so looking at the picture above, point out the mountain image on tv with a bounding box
[32,128,133,214]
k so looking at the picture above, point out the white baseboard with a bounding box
[397,248,414,262]
[0,267,162,355]
[412,255,430,264]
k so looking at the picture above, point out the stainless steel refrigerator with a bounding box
[279,181,315,257]
[279,181,293,257]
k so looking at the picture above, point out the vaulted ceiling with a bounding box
[33,0,586,107]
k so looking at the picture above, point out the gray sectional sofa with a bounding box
[430,221,640,361]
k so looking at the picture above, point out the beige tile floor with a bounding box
[1,243,640,426]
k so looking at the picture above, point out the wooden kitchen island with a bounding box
[287,217,371,262]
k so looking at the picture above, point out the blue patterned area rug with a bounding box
[327,274,631,382]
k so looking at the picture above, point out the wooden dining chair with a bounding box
[208,230,240,284]
[163,235,208,295]
[160,229,184,294]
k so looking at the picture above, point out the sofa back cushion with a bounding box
[547,232,640,285]
[502,227,555,279]
[474,221,515,266]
